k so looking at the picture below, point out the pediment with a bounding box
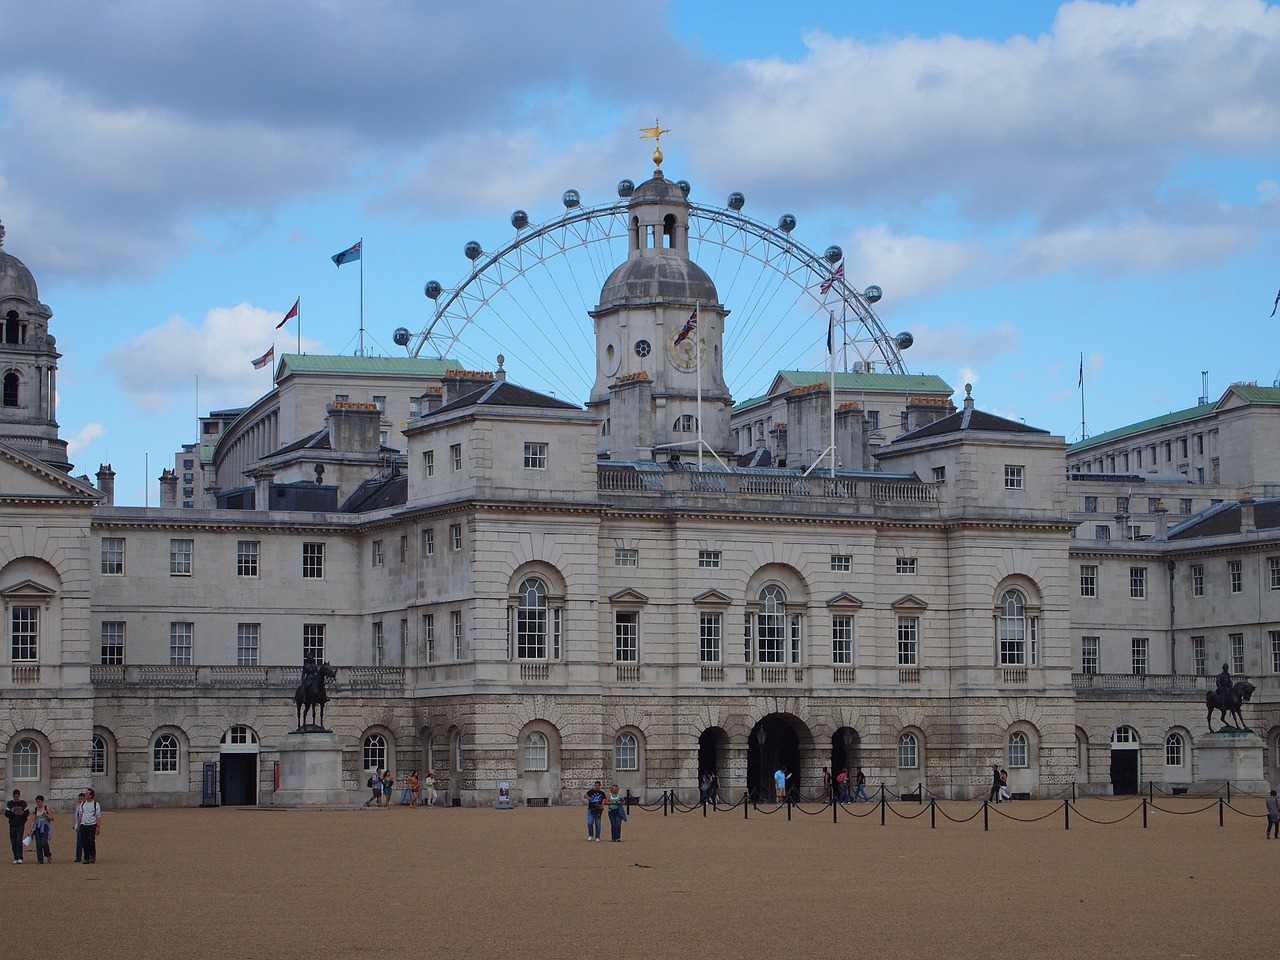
[825,592,864,610]
[0,579,57,602]
[890,594,929,611]
[692,588,733,607]
[608,587,650,606]
[0,442,101,502]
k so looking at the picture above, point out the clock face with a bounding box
[634,339,652,358]
[666,337,700,373]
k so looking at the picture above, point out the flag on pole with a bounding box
[1271,287,1280,318]
[674,307,698,345]
[819,262,844,295]
[331,241,361,267]
[1078,353,1084,387]
[251,345,274,369]
[276,297,299,329]
[827,313,835,355]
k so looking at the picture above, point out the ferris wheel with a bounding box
[394,179,914,404]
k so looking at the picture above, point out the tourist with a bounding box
[822,766,832,802]
[999,768,1011,803]
[365,766,383,807]
[854,768,869,803]
[408,771,422,807]
[76,789,101,864]
[72,791,85,862]
[835,768,850,802]
[5,789,28,864]
[29,795,54,864]
[584,780,605,841]
[988,763,1002,803]
[381,768,394,808]
[605,783,626,842]
[1267,790,1279,839]
[774,766,788,804]
[424,770,437,807]
[707,771,720,810]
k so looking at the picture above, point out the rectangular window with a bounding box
[423,528,435,556]
[895,557,917,575]
[1147,497,1161,513]
[1095,525,1111,540]
[450,524,462,551]
[372,539,384,568]
[897,617,919,667]
[1131,637,1148,675]
[372,621,385,667]
[1191,564,1204,597]
[372,395,386,411]
[452,610,463,660]
[523,442,548,469]
[169,538,193,576]
[1192,635,1206,675]
[1117,496,1129,515]
[1180,498,1192,515]
[698,550,721,569]
[1004,465,1024,490]
[1228,559,1242,594]
[1270,631,1280,673]
[99,537,123,576]
[236,540,259,577]
[832,615,854,665]
[1269,557,1280,590]
[866,410,879,430]
[424,450,435,477]
[1081,636,1099,675]
[302,542,325,579]
[303,624,326,663]
[790,615,802,664]
[1129,567,1146,599]
[1179,437,1188,459]
[399,535,408,564]
[830,555,851,572]
[11,606,38,661]
[423,613,435,663]
[169,622,193,665]
[932,466,946,482]
[450,443,462,471]
[236,623,259,666]
[1230,632,1244,675]
[100,621,125,665]
[1079,564,1097,598]
[614,611,638,663]
[614,547,639,566]
[1084,496,1098,513]
[699,612,722,663]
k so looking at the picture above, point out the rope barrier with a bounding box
[934,803,986,824]
[1065,801,1143,825]
[1147,800,1220,816]
[990,802,1062,823]
[884,802,930,821]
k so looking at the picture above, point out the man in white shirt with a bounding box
[76,788,102,864]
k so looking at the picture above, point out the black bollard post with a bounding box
[1219,797,1224,827]
[917,782,923,804]
[1148,781,1153,803]
[744,792,749,819]
[1064,799,1070,831]
[703,798,707,818]
[1142,798,1147,829]
[663,790,668,817]
[983,799,989,832]
[833,794,838,823]
[880,793,886,826]
[786,797,792,821]
[930,797,936,829]
[1227,781,1232,804]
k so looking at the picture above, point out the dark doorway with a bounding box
[220,753,258,806]
[1109,749,1138,795]
[747,715,801,801]
[698,727,728,801]
[831,727,861,783]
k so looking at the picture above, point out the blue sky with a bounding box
[1,0,1278,504]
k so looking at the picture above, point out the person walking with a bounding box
[605,783,627,842]
[774,767,788,804]
[5,789,28,864]
[76,789,101,864]
[408,771,422,808]
[835,768,850,802]
[381,769,394,808]
[1267,789,1279,839]
[424,770,437,807]
[854,768,869,803]
[707,771,720,811]
[365,766,383,807]
[72,792,85,862]
[998,768,1012,803]
[29,796,54,864]
[584,780,605,841]
[987,763,1002,803]
[822,767,832,803]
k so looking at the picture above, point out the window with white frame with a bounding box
[614,547,638,566]
[1131,637,1148,675]
[523,442,547,469]
[895,557,917,575]
[998,590,1028,666]
[423,613,435,663]
[153,733,179,773]
[423,528,434,556]
[450,443,462,471]
[830,554,851,572]
[1165,732,1184,767]
[1228,559,1242,593]
[832,615,854,665]
[101,537,125,575]
[423,449,434,477]
[452,610,463,659]
[450,524,462,551]
[100,621,125,665]
[1004,465,1024,490]
[1130,567,1147,599]
[1193,635,1206,675]
[524,732,548,771]
[699,613,722,663]
[1230,632,1244,675]
[1079,565,1097,597]
[236,623,259,666]
[372,540,384,567]
[897,616,919,666]
[1270,557,1280,590]
[237,540,259,577]
[372,621,384,667]
[614,732,638,771]
[755,585,787,664]
[169,538,193,576]
[11,605,38,661]
[1271,631,1280,673]
[169,622,193,665]
[698,550,721,568]
[614,611,638,663]
[90,734,107,775]
[303,623,326,663]
[898,732,919,769]
[515,579,548,659]
[1191,564,1204,597]
[1084,496,1098,513]
[363,733,387,772]
[1081,636,1099,675]
[1008,731,1029,768]
[302,542,325,579]
[1095,525,1111,540]
[11,738,39,779]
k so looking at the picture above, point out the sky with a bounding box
[1,0,1278,505]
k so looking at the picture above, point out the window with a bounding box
[236,623,259,666]
[237,541,259,577]
[1191,564,1204,597]
[424,450,435,477]
[1270,558,1280,590]
[756,585,787,664]
[303,624,326,663]
[169,622,193,665]
[614,548,638,567]
[1165,733,1184,767]
[334,393,348,402]
[1004,465,1024,490]
[614,611,638,662]
[372,540,384,567]
[1228,560,1242,594]
[452,610,463,660]
[698,550,721,568]
[101,537,125,574]
[523,442,547,469]
[1084,496,1098,513]
[1079,565,1097,598]
[1095,525,1111,541]
[1179,498,1192,515]
[100,621,125,665]
[11,605,38,661]
[372,394,386,411]
[372,621,384,667]
[932,466,946,482]
[1270,631,1280,673]
[898,732,918,769]
[1192,635,1206,675]
[524,732,548,772]
[895,557,917,575]
[450,443,462,471]
[614,733,638,771]
[11,738,39,780]
[1147,497,1161,513]
[1230,632,1244,675]
[998,590,1028,666]
[1081,636,1099,674]
[90,734,107,775]
[423,613,435,663]
[2,371,17,407]
[1129,567,1146,599]
[830,555,851,572]
[866,410,879,430]
[1179,437,1188,459]
[450,524,462,551]
[1131,637,1148,675]
[673,414,696,432]
[399,536,408,564]
[153,733,179,773]
[699,613,722,663]
[169,538,193,576]
[897,617,919,667]
[515,579,548,659]
[1008,731,1028,768]
[302,542,325,579]
[423,528,435,556]
[832,615,854,665]
[363,734,387,772]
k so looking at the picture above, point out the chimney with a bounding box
[1240,491,1256,534]
[1153,498,1168,540]
[159,469,178,508]
[96,463,116,506]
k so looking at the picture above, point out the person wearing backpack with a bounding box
[76,789,102,864]
[365,766,383,807]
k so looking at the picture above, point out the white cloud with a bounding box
[844,226,986,301]
[65,422,105,457]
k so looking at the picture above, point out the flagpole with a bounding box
[696,302,703,471]
[830,314,837,477]
[1078,352,1087,441]
[359,236,365,357]
[297,296,301,355]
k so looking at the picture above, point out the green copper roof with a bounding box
[1223,384,1280,404]
[733,394,769,412]
[777,371,953,393]
[279,354,458,376]
[1067,402,1215,453]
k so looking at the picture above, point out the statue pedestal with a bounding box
[272,732,351,806]
[1195,730,1268,794]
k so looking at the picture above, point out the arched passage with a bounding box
[747,713,810,801]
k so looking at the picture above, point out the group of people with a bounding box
[827,767,869,803]
[5,788,102,864]
[988,764,1013,803]
[698,771,721,808]
[365,767,439,808]
[583,780,628,842]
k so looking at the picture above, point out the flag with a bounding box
[827,314,834,355]
[251,346,274,370]
[1078,353,1084,388]
[331,241,361,267]
[674,307,698,345]
[819,262,844,295]
[276,297,299,330]
[1271,287,1280,318]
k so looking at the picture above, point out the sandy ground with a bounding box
[2,796,1275,960]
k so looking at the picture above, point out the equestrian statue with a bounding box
[1205,662,1255,733]
[294,658,338,731]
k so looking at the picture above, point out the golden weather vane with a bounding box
[639,118,671,174]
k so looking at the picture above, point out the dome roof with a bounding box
[0,249,39,304]
[629,174,686,205]
[599,252,719,307]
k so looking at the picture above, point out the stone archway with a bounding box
[746,713,810,801]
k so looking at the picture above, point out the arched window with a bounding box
[363,733,387,772]
[615,732,638,771]
[524,732,548,772]
[90,734,107,775]
[898,732,919,769]
[4,311,21,345]
[516,578,548,659]
[452,731,463,772]
[999,590,1026,666]
[1112,726,1139,745]
[1165,732,1185,767]
[1008,731,1029,769]
[11,738,39,780]
[152,734,179,773]
[3,371,18,407]
[757,585,786,664]
[673,414,696,432]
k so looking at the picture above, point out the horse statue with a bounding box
[294,660,337,731]
[1205,679,1254,733]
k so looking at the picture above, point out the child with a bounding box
[30,795,54,864]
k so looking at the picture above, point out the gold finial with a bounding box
[639,118,670,174]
